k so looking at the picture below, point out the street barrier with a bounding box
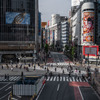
[12,76,45,96]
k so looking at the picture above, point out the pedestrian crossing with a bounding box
[46,62,74,66]
[0,76,21,82]
[46,76,88,82]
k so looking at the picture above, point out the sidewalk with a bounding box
[91,73,100,96]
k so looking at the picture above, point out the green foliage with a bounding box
[44,44,49,53]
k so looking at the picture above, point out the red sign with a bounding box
[83,46,99,57]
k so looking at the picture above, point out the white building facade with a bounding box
[61,21,69,48]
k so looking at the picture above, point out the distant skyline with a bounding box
[39,0,71,22]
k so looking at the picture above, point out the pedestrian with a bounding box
[16,65,17,68]
[11,67,13,71]
[82,74,85,81]
[5,74,7,79]
[55,67,56,72]
[68,71,71,77]
[34,65,36,70]
[7,74,9,81]
[7,65,9,69]
[95,68,98,77]
[62,70,64,74]
[58,74,60,80]
[21,71,23,77]
[47,68,49,73]
[2,66,3,69]
[45,73,47,79]
[77,70,81,80]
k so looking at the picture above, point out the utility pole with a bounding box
[88,53,89,67]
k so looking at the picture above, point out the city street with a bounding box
[0,52,87,76]
[0,82,13,100]
[0,52,98,100]
[36,75,99,100]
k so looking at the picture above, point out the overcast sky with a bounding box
[39,0,71,22]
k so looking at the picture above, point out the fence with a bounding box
[13,76,44,96]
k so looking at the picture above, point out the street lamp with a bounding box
[96,50,97,67]
[88,53,89,67]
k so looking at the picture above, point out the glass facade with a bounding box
[0,0,35,41]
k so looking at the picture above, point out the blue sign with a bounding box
[6,12,30,24]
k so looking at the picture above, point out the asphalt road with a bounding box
[0,82,13,100]
[37,81,75,100]
[36,75,100,100]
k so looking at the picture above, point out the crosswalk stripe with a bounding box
[76,78,79,82]
[50,77,53,81]
[79,77,82,82]
[85,77,88,82]
[45,76,88,82]
[72,77,75,81]
[57,77,59,81]
[63,77,65,81]
[66,77,68,81]
[13,77,18,81]
[69,77,72,82]
[47,77,50,81]
[60,77,62,81]
[53,76,56,81]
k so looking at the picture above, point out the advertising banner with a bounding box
[6,12,30,24]
[41,22,47,28]
[83,12,94,43]
[83,46,99,59]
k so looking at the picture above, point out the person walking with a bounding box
[2,66,3,69]
[94,68,98,77]
[55,67,56,72]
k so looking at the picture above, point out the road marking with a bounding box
[50,77,53,81]
[57,84,60,91]
[0,91,11,100]
[12,98,18,100]
[36,84,45,100]
[85,77,88,82]
[47,77,50,81]
[63,77,65,81]
[16,96,21,98]
[72,77,75,81]
[79,77,82,82]
[76,78,79,82]
[66,77,68,81]
[57,77,59,81]
[0,83,10,90]
[5,86,11,91]
[78,86,84,100]
[60,77,62,81]
[53,76,56,81]
[70,77,72,82]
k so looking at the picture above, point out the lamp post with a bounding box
[88,53,89,67]
[96,50,97,67]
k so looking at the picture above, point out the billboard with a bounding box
[41,22,47,28]
[6,12,30,24]
[83,12,94,43]
[83,46,99,59]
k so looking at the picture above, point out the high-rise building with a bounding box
[49,14,69,51]
[61,21,69,49]
[71,0,100,62]
[0,0,38,63]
